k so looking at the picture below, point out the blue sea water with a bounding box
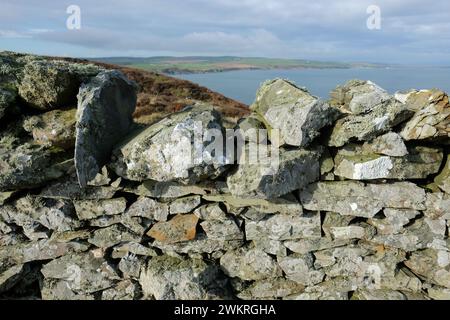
[177,67,450,105]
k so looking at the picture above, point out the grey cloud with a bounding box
[0,0,449,64]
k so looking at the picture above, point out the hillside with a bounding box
[91,56,384,74]
[54,57,250,125]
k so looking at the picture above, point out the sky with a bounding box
[0,0,449,65]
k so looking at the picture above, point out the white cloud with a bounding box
[0,30,31,38]
[1,0,450,63]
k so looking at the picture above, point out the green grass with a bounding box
[92,56,384,74]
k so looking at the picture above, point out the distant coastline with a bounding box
[90,56,388,75]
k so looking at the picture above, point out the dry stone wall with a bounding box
[0,52,449,300]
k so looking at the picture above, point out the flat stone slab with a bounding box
[300,181,426,218]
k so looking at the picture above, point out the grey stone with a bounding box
[88,215,122,228]
[330,79,391,114]
[0,142,72,191]
[203,193,303,215]
[17,59,99,110]
[111,242,158,259]
[0,238,89,264]
[200,218,244,240]
[87,166,112,186]
[73,197,127,220]
[334,145,443,180]
[40,174,120,200]
[284,238,350,255]
[169,195,201,214]
[285,277,356,300]
[237,278,304,299]
[41,251,120,294]
[227,147,321,199]
[194,203,227,220]
[424,192,450,220]
[125,196,169,221]
[327,82,413,147]
[111,106,227,183]
[251,79,340,147]
[0,263,28,293]
[397,89,450,141]
[329,223,376,241]
[321,245,372,279]
[118,253,145,279]
[236,113,267,144]
[300,181,426,218]
[101,280,138,300]
[153,234,243,254]
[277,254,325,286]
[371,218,443,251]
[322,212,355,239]
[362,132,408,157]
[126,180,211,199]
[434,155,450,194]
[245,212,321,241]
[41,279,95,300]
[0,86,16,120]
[253,238,287,256]
[23,108,77,149]
[139,255,232,299]
[75,70,137,187]
[88,224,141,248]
[220,248,282,281]
[351,289,409,300]
[369,208,420,235]
[427,286,450,300]
[405,249,450,289]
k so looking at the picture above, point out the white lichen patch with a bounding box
[352,156,393,180]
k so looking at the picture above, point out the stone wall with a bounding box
[1,53,449,300]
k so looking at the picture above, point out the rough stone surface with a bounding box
[397,89,450,141]
[23,109,77,149]
[73,197,127,220]
[362,132,408,157]
[139,255,232,299]
[434,154,450,194]
[300,181,426,218]
[227,147,321,199]
[220,248,282,281]
[124,196,169,221]
[75,70,137,187]
[327,80,413,147]
[0,86,16,120]
[334,144,442,180]
[147,214,199,244]
[111,106,227,183]
[251,78,340,147]
[245,212,321,241]
[0,142,72,191]
[169,195,201,214]
[18,59,100,110]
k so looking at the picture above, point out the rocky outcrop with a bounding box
[251,79,340,147]
[75,70,137,187]
[1,52,449,300]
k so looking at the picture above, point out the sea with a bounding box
[177,67,450,105]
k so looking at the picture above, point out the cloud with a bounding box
[0,30,31,38]
[1,0,450,64]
